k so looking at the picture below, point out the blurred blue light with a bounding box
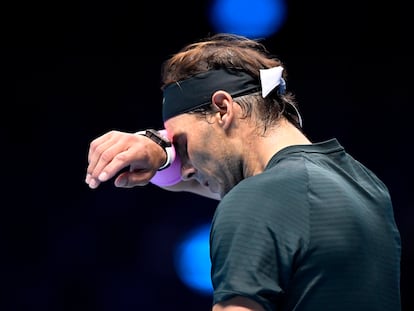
[208,0,287,38]
[173,223,213,295]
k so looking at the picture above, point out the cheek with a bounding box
[190,142,218,169]
[187,143,207,163]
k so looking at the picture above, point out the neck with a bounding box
[243,118,311,177]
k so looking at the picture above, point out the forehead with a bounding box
[164,113,199,138]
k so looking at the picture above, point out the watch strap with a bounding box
[136,129,174,170]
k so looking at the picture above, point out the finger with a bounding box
[96,135,163,183]
[94,148,133,182]
[86,147,132,189]
[114,170,155,188]
[86,131,118,176]
[86,176,101,189]
[88,131,138,180]
[86,131,132,189]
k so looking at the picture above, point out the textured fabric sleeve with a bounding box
[210,166,310,311]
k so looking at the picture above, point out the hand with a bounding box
[85,130,166,189]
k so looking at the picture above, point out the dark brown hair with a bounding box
[161,33,302,130]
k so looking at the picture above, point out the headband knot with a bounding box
[259,66,285,97]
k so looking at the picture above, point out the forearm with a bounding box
[85,129,220,200]
[212,297,265,311]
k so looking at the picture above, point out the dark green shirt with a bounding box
[210,139,401,311]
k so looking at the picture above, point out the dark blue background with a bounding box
[2,0,412,310]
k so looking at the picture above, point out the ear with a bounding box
[211,90,234,130]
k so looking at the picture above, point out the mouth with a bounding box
[199,176,219,194]
[206,181,220,194]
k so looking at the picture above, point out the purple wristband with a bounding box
[150,131,182,186]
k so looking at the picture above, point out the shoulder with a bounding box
[213,158,310,232]
[222,155,309,209]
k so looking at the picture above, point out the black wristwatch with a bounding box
[138,129,173,170]
[141,129,172,149]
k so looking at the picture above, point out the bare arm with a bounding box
[213,297,266,311]
[85,130,163,189]
[85,130,220,200]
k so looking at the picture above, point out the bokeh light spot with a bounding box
[174,223,213,295]
[208,0,287,38]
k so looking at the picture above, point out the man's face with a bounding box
[164,112,241,197]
